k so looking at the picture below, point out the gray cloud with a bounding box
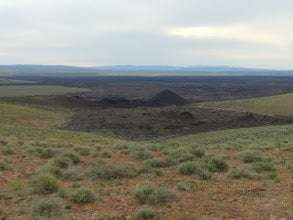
[0,0,292,68]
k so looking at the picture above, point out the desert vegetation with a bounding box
[0,76,292,219]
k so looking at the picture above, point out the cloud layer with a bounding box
[0,0,292,68]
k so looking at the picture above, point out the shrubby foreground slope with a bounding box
[0,102,292,219]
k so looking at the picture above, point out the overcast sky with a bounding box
[0,0,292,69]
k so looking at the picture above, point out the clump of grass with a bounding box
[30,174,59,194]
[0,159,12,171]
[228,167,258,180]
[114,143,129,150]
[7,179,26,191]
[70,188,96,203]
[239,150,265,163]
[100,150,112,158]
[134,207,159,220]
[133,185,174,205]
[74,146,91,156]
[88,160,138,180]
[139,165,163,177]
[144,158,170,168]
[28,146,62,159]
[38,148,61,159]
[205,157,229,173]
[130,148,153,160]
[1,146,14,155]
[252,161,276,173]
[62,152,80,164]
[51,152,80,169]
[178,162,211,180]
[167,149,195,165]
[178,162,198,175]
[51,157,72,169]
[57,188,71,199]
[37,163,63,179]
[31,197,68,219]
[176,181,197,192]
[189,147,206,158]
[62,166,83,181]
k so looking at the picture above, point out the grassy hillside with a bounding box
[200,93,293,116]
[0,85,89,97]
[0,103,68,128]
[0,102,292,219]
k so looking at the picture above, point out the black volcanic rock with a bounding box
[179,111,194,120]
[148,90,187,106]
[98,97,144,108]
[97,90,187,108]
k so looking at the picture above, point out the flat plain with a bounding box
[0,85,89,97]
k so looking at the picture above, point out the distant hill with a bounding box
[95,65,270,72]
[0,65,98,76]
[0,64,292,77]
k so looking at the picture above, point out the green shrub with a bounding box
[178,162,198,175]
[144,158,170,168]
[178,162,211,180]
[62,167,83,181]
[51,152,80,169]
[38,164,63,178]
[62,152,80,165]
[88,161,138,180]
[252,161,276,173]
[51,157,72,169]
[30,174,59,194]
[89,162,122,180]
[0,160,12,171]
[57,188,69,199]
[130,148,153,160]
[134,207,159,220]
[7,179,26,191]
[134,185,173,205]
[100,150,112,158]
[74,146,91,156]
[138,166,163,177]
[31,197,68,219]
[189,147,205,158]
[167,149,194,164]
[228,168,258,179]
[28,147,61,159]
[205,157,229,173]
[39,148,60,159]
[123,166,141,178]
[2,146,14,155]
[115,143,129,150]
[239,150,264,163]
[27,147,41,155]
[70,188,96,203]
[176,181,196,192]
